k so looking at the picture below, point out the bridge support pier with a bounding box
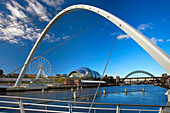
[165,90,170,102]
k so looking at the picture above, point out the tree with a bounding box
[0,69,3,75]
[56,77,65,83]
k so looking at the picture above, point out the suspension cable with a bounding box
[5,19,104,77]
[0,11,52,27]
[37,19,104,57]
[0,29,42,44]
[0,13,91,31]
[88,28,119,113]
[0,14,91,44]
[0,17,49,31]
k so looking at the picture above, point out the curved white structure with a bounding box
[29,57,51,79]
[14,4,170,87]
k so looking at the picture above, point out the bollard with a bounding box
[103,89,106,94]
[77,86,79,90]
[103,89,106,97]
[74,91,76,99]
[42,89,45,94]
[104,93,106,97]
[125,88,127,93]
[125,92,127,96]
[81,86,82,89]
[71,87,73,92]
[142,87,145,92]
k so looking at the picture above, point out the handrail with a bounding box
[0,95,169,108]
[0,95,169,113]
[0,107,69,113]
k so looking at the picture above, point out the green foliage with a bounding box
[55,77,65,83]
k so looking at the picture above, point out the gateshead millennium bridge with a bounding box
[13,4,170,88]
[0,4,170,113]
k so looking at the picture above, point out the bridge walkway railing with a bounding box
[0,95,169,113]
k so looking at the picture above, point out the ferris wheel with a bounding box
[29,57,52,79]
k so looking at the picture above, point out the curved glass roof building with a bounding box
[68,67,101,80]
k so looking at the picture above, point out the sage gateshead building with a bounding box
[67,67,101,80]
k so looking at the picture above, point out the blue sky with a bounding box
[0,0,170,78]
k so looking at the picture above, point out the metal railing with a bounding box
[0,95,169,113]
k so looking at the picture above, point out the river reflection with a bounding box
[11,85,167,105]
[75,85,167,105]
[1,85,168,113]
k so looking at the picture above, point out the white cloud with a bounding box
[62,36,70,40]
[162,16,170,22]
[0,0,65,45]
[42,0,64,8]
[103,21,110,27]
[6,1,27,20]
[117,34,130,40]
[150,37,164,44]
[137,23,153,31]
[167,39,170,42]
[43,34,61,43]
[110,32,120,36]
[111,23,153,40]
[11,0,25,10]
[25,0,50,22]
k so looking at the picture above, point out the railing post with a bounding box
[94,108,96,113]
[69,103,72,113]
[18,99,25,113]
[116,105,120,113]
[159,107,164,113]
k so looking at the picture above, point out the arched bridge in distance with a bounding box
[122,70,157,82]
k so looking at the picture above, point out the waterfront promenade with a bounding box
[0,85,169,112]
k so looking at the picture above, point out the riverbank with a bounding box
[0,83,119,92]
[160,85,170,89]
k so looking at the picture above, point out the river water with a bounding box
[0,84,168,113]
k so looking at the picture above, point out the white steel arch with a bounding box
[14,4,170,87]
